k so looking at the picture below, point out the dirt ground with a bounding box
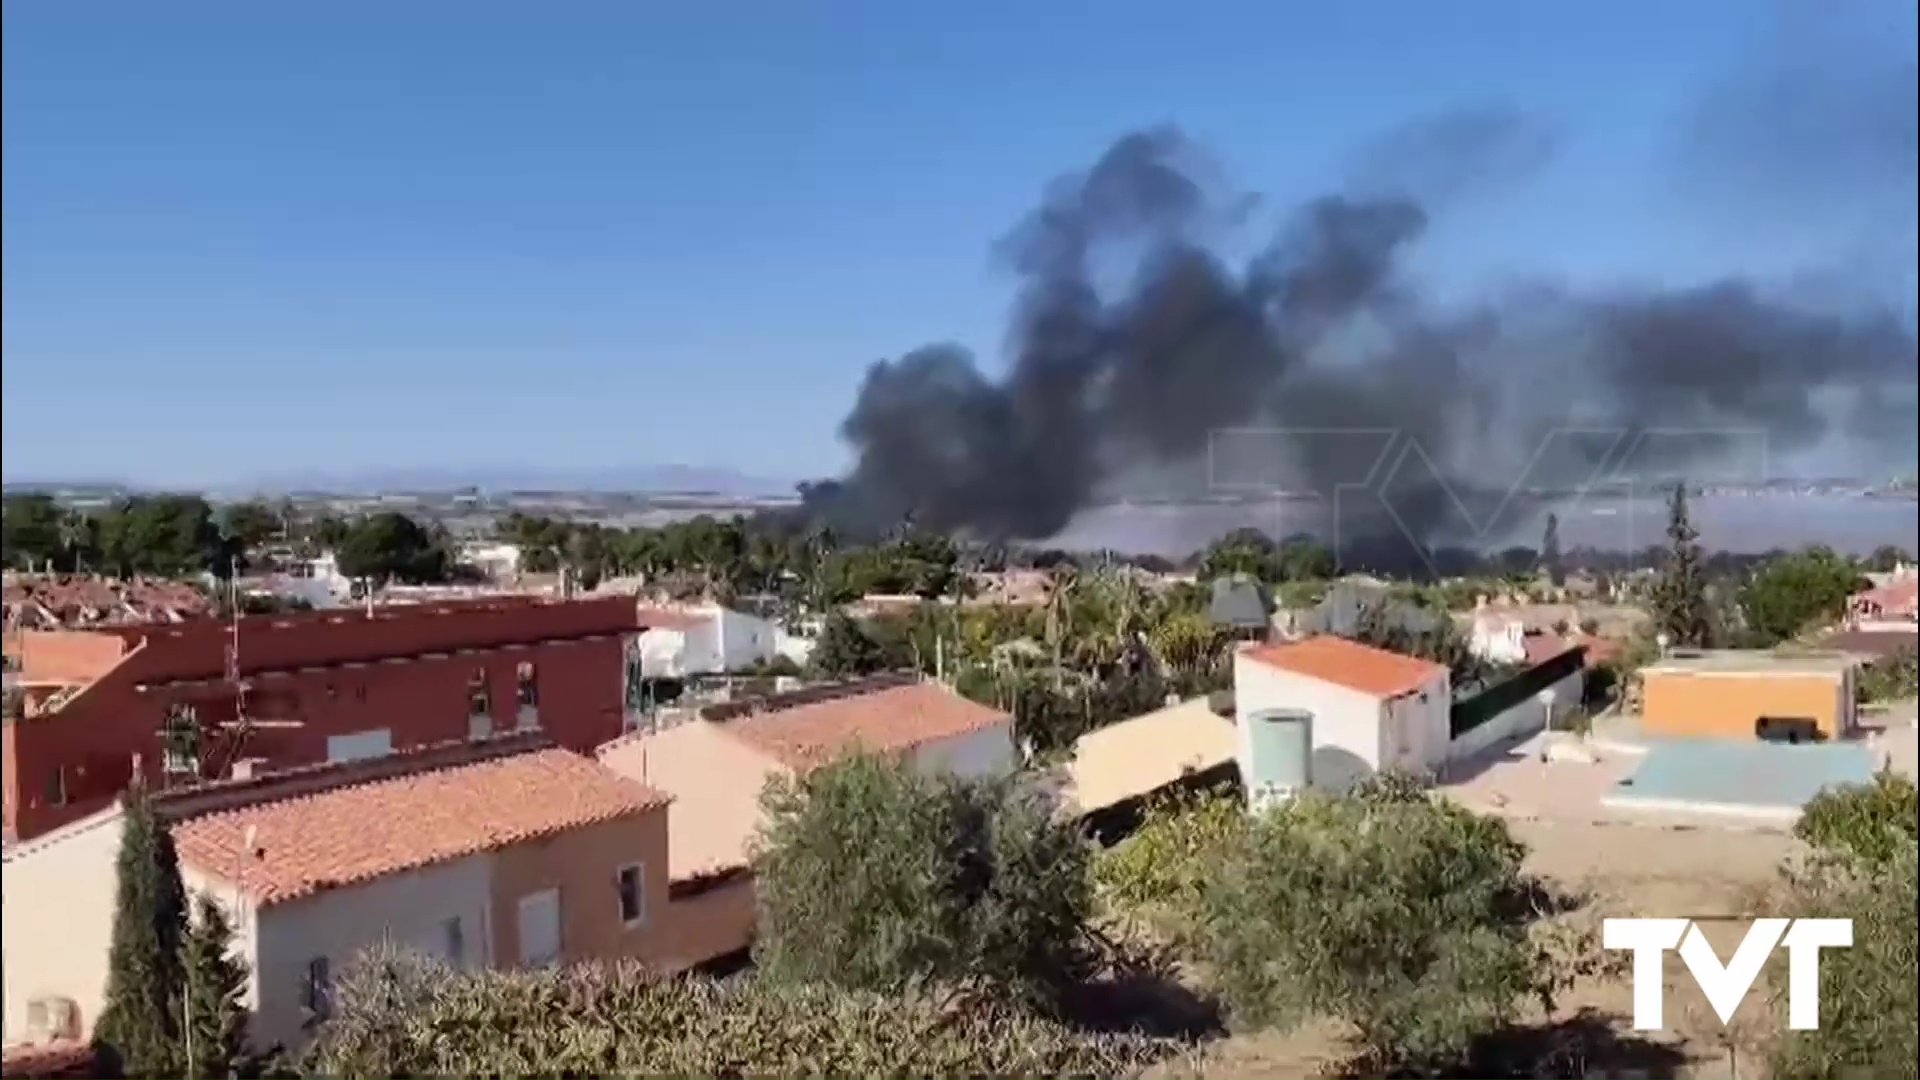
[1146,819,1805,1079]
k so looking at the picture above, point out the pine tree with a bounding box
[92,786,190,1078]
[1541,512,1564,587]
[1650,483,1711,648]
[182,894,252,1079]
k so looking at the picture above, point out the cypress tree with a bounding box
[182,893,252,1078]
[92,785,189,1078]
[1650,482,1712,648]
[1541,512,1564,587]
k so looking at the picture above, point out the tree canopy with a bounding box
[1737,545,1865,645]
[93,788,191,1078]
[1649,484,1712,648]
[1194,775,1550,1072]
[333,511,450,584]
[751,752,1095,1011]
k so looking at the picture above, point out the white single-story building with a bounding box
[1233,635,1451,804]
[633,603,813,677]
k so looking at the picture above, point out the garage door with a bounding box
[517,889,562,967]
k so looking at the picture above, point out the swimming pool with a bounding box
[1605,738,1876,817]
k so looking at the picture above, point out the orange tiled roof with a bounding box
[1,1039,93,1079]
[1242,634,1447,698]
[172,748,669,905]
[3,573,211,629]
[718,678,1012,771]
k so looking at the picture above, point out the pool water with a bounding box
[1610,739,1876,809]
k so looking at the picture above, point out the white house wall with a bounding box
[910,721,1019,781]
[1232,653,1386,794]
[1382,672,1451,775]
[1,811,125,1043]
[244,853,493,1051]
[637,609,789,677]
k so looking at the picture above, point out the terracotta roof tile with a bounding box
[1241,634,1447,698]
[719,679,1012,771]
[1521,631,1576,666]
[172,748,668,905]
[1,1039,93,1079]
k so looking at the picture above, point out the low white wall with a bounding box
[1447,668,1585,762]
[910,722,1018,781]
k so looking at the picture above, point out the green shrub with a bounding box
[1856,648,1919,704]
[300,949,1171,1079]
[1093,785,1246,920]
[1770,845,1918,1079]
[1796,770,1920,868]
[752,752,1095,1011]
[1195,781,1546,1072]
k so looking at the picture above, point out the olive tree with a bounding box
[1195,775,1547,1072]
[751,751,1095,1010]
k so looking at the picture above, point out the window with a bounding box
[467,669,491,718]
[616,863,646,927]
[515,662,540,730]
[161,706,200,778]
[442,916,466,966]
[46,766,69,807]
[303,957,333,1022]
[517,889,562,966]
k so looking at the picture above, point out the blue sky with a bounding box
[4,1,1914,489]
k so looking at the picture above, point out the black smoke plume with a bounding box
[802,106,1917,561]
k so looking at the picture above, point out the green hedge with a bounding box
[1449,647,1585,739]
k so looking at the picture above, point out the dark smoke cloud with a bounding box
[809,106,1918,560]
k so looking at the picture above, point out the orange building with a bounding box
[2,596,668,842]
[1638,650,1858,742]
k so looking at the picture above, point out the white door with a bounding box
[326,728,393,763]
[517,889,562,967]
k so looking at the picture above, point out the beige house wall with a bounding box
[1,810,124,1044]
[488,807,671,970]
[660,876,759,972]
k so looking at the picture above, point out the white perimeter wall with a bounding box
[1446,667,1586,763]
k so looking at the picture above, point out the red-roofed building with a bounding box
[2,734,686,1052]
[1850,571,1919,630]
[3,596,681,842]
[0,1038,92,1079]
[594,674,1018,967]
[1234,635,1451,800]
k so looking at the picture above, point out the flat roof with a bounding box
[1642,649,1856,677]
[1062,697,1237,815]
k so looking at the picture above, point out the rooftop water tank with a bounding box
[1245,707,1313,809]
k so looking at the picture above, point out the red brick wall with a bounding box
[3,599,639,841]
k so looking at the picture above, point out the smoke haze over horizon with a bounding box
[807,44,1918,561]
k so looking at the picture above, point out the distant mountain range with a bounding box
[4,464,803,499]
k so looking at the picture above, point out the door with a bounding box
[517,889,562,967]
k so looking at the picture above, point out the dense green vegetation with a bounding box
[1775,773,1920,1079]
[93,787,255,1079]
